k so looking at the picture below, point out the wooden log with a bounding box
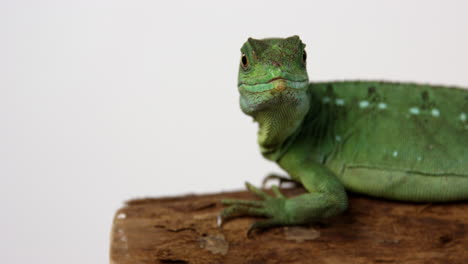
[110,188,468,264]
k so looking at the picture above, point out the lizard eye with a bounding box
[241,54,248,69]
[302,50,307,63]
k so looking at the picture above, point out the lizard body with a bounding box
[220,36,468,233]
[303,81,468,201]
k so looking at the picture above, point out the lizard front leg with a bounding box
[219,150,348,236]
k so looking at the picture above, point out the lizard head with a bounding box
[238,36,310,116]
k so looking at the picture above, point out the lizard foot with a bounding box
[219,182,289,237]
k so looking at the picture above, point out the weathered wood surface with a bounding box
[110,188,468,264]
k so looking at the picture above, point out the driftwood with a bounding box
[110,188,468,264]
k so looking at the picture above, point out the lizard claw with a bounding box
[219,182,291,235]
[247,219,283,238]
[217,214,223,228]
[262,174,298,188]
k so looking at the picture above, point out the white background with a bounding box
[1,0,468,263]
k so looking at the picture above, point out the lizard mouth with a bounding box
[239,77,308,93]
[266,77,286,83]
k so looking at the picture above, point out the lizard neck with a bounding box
[254,95,310,161]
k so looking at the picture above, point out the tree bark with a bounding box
[110,188,468,264]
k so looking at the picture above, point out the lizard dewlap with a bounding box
[221,36,468,234]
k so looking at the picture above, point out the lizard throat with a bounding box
[254,95,310,161]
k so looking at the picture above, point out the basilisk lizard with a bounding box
[219,36,468,235]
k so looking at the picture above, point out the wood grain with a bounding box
[110,188,468,264]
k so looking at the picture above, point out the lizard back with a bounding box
[302,81,468,201]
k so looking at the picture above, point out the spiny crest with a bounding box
[245,36,305,64]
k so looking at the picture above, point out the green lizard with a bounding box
[219,35,468,235]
